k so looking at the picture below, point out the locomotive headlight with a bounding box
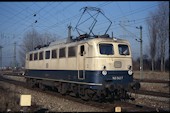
[102,70,107,76]
[102,66,107,76]
[128,70,133,75]
[127,65,133,75]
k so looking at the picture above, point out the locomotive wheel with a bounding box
[86,89,95,100]
[80,89,90,101]
[84,89,99,101]
[26,78,35,88]
[113,89,121,100]
[26,78,30,86]
[96,90,106,102]
[86,89,101,101]
[78,86,89,101]
[90,93,99,101]
[70,84,79,97]
[58,83,68,95]
[39,83,46,91]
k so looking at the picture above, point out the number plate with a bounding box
[112,76,123,80]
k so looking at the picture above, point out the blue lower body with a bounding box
[25,69,133,90]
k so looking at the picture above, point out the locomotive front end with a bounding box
[93,38,140,99]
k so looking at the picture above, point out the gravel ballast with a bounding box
[0,81,105,112]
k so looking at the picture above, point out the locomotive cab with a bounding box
[78,37,140,99]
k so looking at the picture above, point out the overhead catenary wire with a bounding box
[1,2,158,46]
[95,12,165,37]
[0,2,158,42]
[0,3,35,26]
[41,2,113,32]
[0,2,119,38]
[0,2,162,68]
[0,2,157,47]
[18,2,77,35]
[94,3,158,28]
[1,2,159,37]
[1,2,62,38]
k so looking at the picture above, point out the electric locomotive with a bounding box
[24,7,140,101]
[25,34,140,100]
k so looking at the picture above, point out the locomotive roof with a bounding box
[50,36,129,46]
[28,36,129,53]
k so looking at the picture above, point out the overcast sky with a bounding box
[0,1,160,67]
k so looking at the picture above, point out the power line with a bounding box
[96,2,112,7]
[0,2,159,45]
[0,2,113,39]
[95,3,158,29]
[128,2,135,21]
[0,2,57,38]
[96,12,166,35]
[119,23,138,39]
[32,2,56,25]
[0,3,34,26]
[33,2,62,25]
[34,2,52,14]
[116,2,128,20]
[41,2,112,33]
[0,3,35,34]
[35,2,113,39]
[15,2,76,36]
[41,2,79,32]
[114,3,158,20]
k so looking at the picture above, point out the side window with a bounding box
[34,53,38,60]
[68,46,76,57]
[29,53,33,61]
[80,45,84,56]
[39,51,44,60]
[52,49,57,58]
[59,48,65,58]
[45,50,50,59]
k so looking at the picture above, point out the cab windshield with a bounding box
[99,44,114,55]
[118,44,130,55]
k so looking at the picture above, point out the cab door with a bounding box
[77,44,87,80]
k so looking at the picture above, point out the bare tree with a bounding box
[146,12,158,71]
[19,28,57,66]
[146,1,169,72]
[156,2,169,72]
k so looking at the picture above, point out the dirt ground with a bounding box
[0,86,20,112]
[0,84,45,112]
[133,71,169,93]
[133,71,169,80]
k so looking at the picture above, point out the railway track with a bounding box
[2,74,169,98]
[0,75,169,112]
[0,70,24,76]
[135,78,170,84]
[130,89,170,98]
